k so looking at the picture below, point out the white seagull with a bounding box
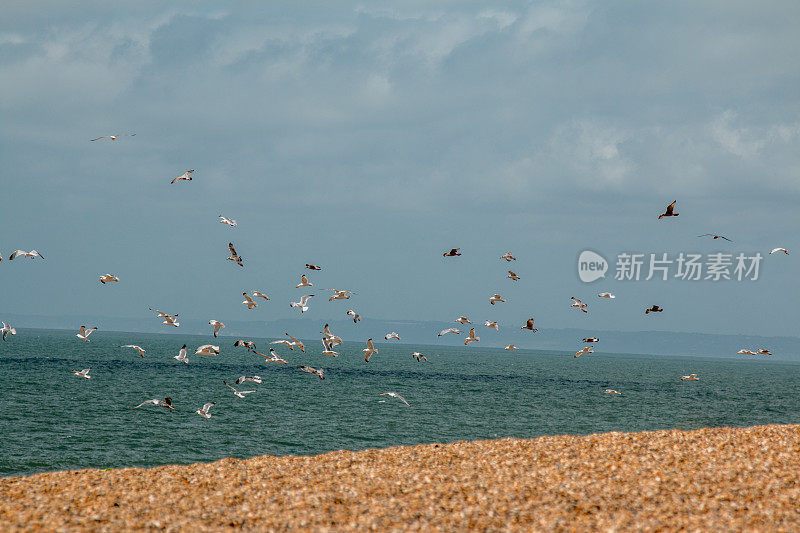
[9,249,44,260]
[227,242,243,267]
[149,308,178,319]
[504,344,519,351]
[121,344,146,357]
[322,324,342,346]
[385,332,401,341]
[290,295,314,313]
[500,252,516,262]
[242,292,258,309]
[223,380,255,398]
[456,316,472,325]
[195,402,216,421]
[603,389,622,395]
[757,349,772,355]
[484,321,499,331]
[597,292,615,299]
[412,352,428,362]
[326,289,355,301]
[737,349,756,355]
[218,215,237,227]
[464,328,480,346]
[72,368,91,379]
[162,315,180,327]
[171,169,194,183]
[770,248,789,255]
[133,398,174,411]
[236,376,263,385]
[90,134,135,141]
[574,346,594,358]
[99,274,119,284]
[321,338,340,357]
[438,328,461,337]
[195,344,220,356]
[347,309,362,323]
[681,374,699,381]
[75,325,98,342]
[285,332,305,352]
[174,344,189,364]
[363,338,378,362]
[233,339,256,351]
[296,274,313,288]
[2,322,17,341]
[298,365,325,379]
[379,392,410,406]
[489,294,506,305]
[260,348,288,363]
[570,297,588,313]
[208,320,225,337]
[252,290,270,301]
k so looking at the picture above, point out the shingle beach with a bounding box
[2,424,799,531]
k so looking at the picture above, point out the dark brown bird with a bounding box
[521,318,537,332]
[645,305,663,314]
[443,248,461,257]
[657,201,678,219]
[305,263,322,270]
[583,337,599,343]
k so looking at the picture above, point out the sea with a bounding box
[2,328,799,478]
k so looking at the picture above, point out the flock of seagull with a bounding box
[4,138,792,415]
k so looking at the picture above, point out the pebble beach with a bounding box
[2,424,799,531]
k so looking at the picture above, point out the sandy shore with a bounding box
[2,424,799,531]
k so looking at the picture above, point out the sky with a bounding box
[2,1,799,338]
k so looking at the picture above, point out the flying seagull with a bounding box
[222,380,256,398]
[305,264,322,271]
[489,294,506,305]
[438,328,461,337]
[698,234,731,241]
[236,376,263,385]
[574,346,594,358]
[507,271,520,281]
[582,337,599,343]
[737,349,756,355]
[658,200,678,219]
[456,316,472,325]
[645,305,663,314]
[252,291,270,301]
[322,324,342,346]
[298,365,325,379]
[411,352,428,362]
[9,249,44,260]
[174,344,189,364]
[603,389,622,395]
[504,344,519,351]
[464,328,480,346]
[260,348,288,363]
[379,392,410,406]
[234,339,256,351]
[284,332,305,352]
[681,374,699,381]
[195,402,216,421]
[194,344,220,356]
[90,134,135,141]
[121,344,146,358]
[227,242,243,267]
[75,325,98,342]
[598,292,615,299]
[443,248,461,257]
[570,297,588,313]
[770,248,789,255]
[385,332,401,341]
[149,308,178,319]
[363,338,378,362]
[2,322,17,341]
[296,274,313,288]
[521,318,537,332]
[484,320,499,331]
[757,349,772,355]
[321,338,340,357]
[346,309,361,323]
[208,320,225,337]
[98,274,119,284]
[133,398,174,411]
[290,295,313,313]
[242,292,258,309]
[326,289,355,301]
[171,170,194,184]
[72,368,91,379]
[500,252,516,262]
[218,215,237,227]
[162,315,180,327]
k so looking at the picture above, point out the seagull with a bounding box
[657,200,678,219]
[757,349,772,355]
[236,376,263,385]
[322,324,342,346]
[363,338,378,362]
[9,249,44,260]
[121,344,146,357]
[570,297,588,313]
[208,320,225,337]
[227,242,243,267]
[327,289,355,301]
[680,374,699,381]
[195,402,216,421]
[438,328,461,337]
[234,339,257,351]
[770,248,789,255]
[500,252,516,262]
[597,292,615,299]
[270,339,294,350]
[385,332,401,341]
[149,308,178,319]
[162,315,180,327]
[171,170,194,184]
[174,344,189,364]
[195,344,220,356]
[346,309,362,323]
[133,398,174,411]
[296,274,313,288]
[98,274,119,284]
[290,295,313,313]
[507,271,520,281]
[504,344,519,351]
[218,215,237,227]
[521,319,537,332]
[2,322,17,341]
[298,365,325,379]
[259,348,288,363]
[489,294,506,305]
[698,234,731,241]
[321,338,340,357]
[380,392,410,406]
[72,368,91,379]
[252,291,270,301]
[603,389,622,395]
[305,264,322,271]
[645,305,663,314]
[456,316,472,325]
[411,352,428,362]
[582,337,599,343]
[574,346,594,358]
[737,349,756,355]
[242,292,258,309]
[75,325,98,342]
[464,328,480,346]
[284,333,305,352]
[223,380,255,398]
[89,134,135,141]
[443,248,461,257]
[484,321,499,331]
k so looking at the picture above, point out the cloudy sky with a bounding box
[2,1,799,337]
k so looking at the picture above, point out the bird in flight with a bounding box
[149,308,178,319]
[171,170,194,183]
[456,316,472,325]
[384,332,401,341]
[236,376,262,385]
[757,348,772,355]
[90,134,135,141]
[438,327,461,337]
[194,344,220,356]
[484,321,499,331]
[681,374,699,381]
[242,292,258,309]
[290,295,314,313]
[326,289,355,301]
[321,338,340,357]
[570,297,588,313]
[284,332,305,352]
[597,292,615,299]
[234,339,256,351]
[507,271,520,281]
[260,348,288,363]
[737,349,756,355]
[500,252,516,262]
[208,320,225,337]
[582,337,599,343]
[464,328,480,346]
[380,392,410,406]
[162,315,180,327]
[222,380,256,398]
[322,324,342,347]
[2,322,17,341]
[9,249,44,260]
[252,291,270,301]
[98,274,119,284]
[195,402,216,421]
[504,344,519,351]
[443,248,461,257]
[363,338,378,362]
[298,365,325,379]
[227,242,243,267]
[75,325,98,342]
[72,368,91,379]
[305,263,322,271]
[770,248,789,255]
[521,318,537,332]
[411,352,428,362]
[218,215,237,227]
[574,346,594,358]
[603,389,621,395]
[121,344,146,358]
[174,344,189,364]
[296,274,313,288]
[133,398,174,411]
[489,294,506,305]
[645,305,663,314]
[658,200,678,219]
[346,309,362,323]
[698,234,731,241]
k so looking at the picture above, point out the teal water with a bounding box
[2,329,799,477]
